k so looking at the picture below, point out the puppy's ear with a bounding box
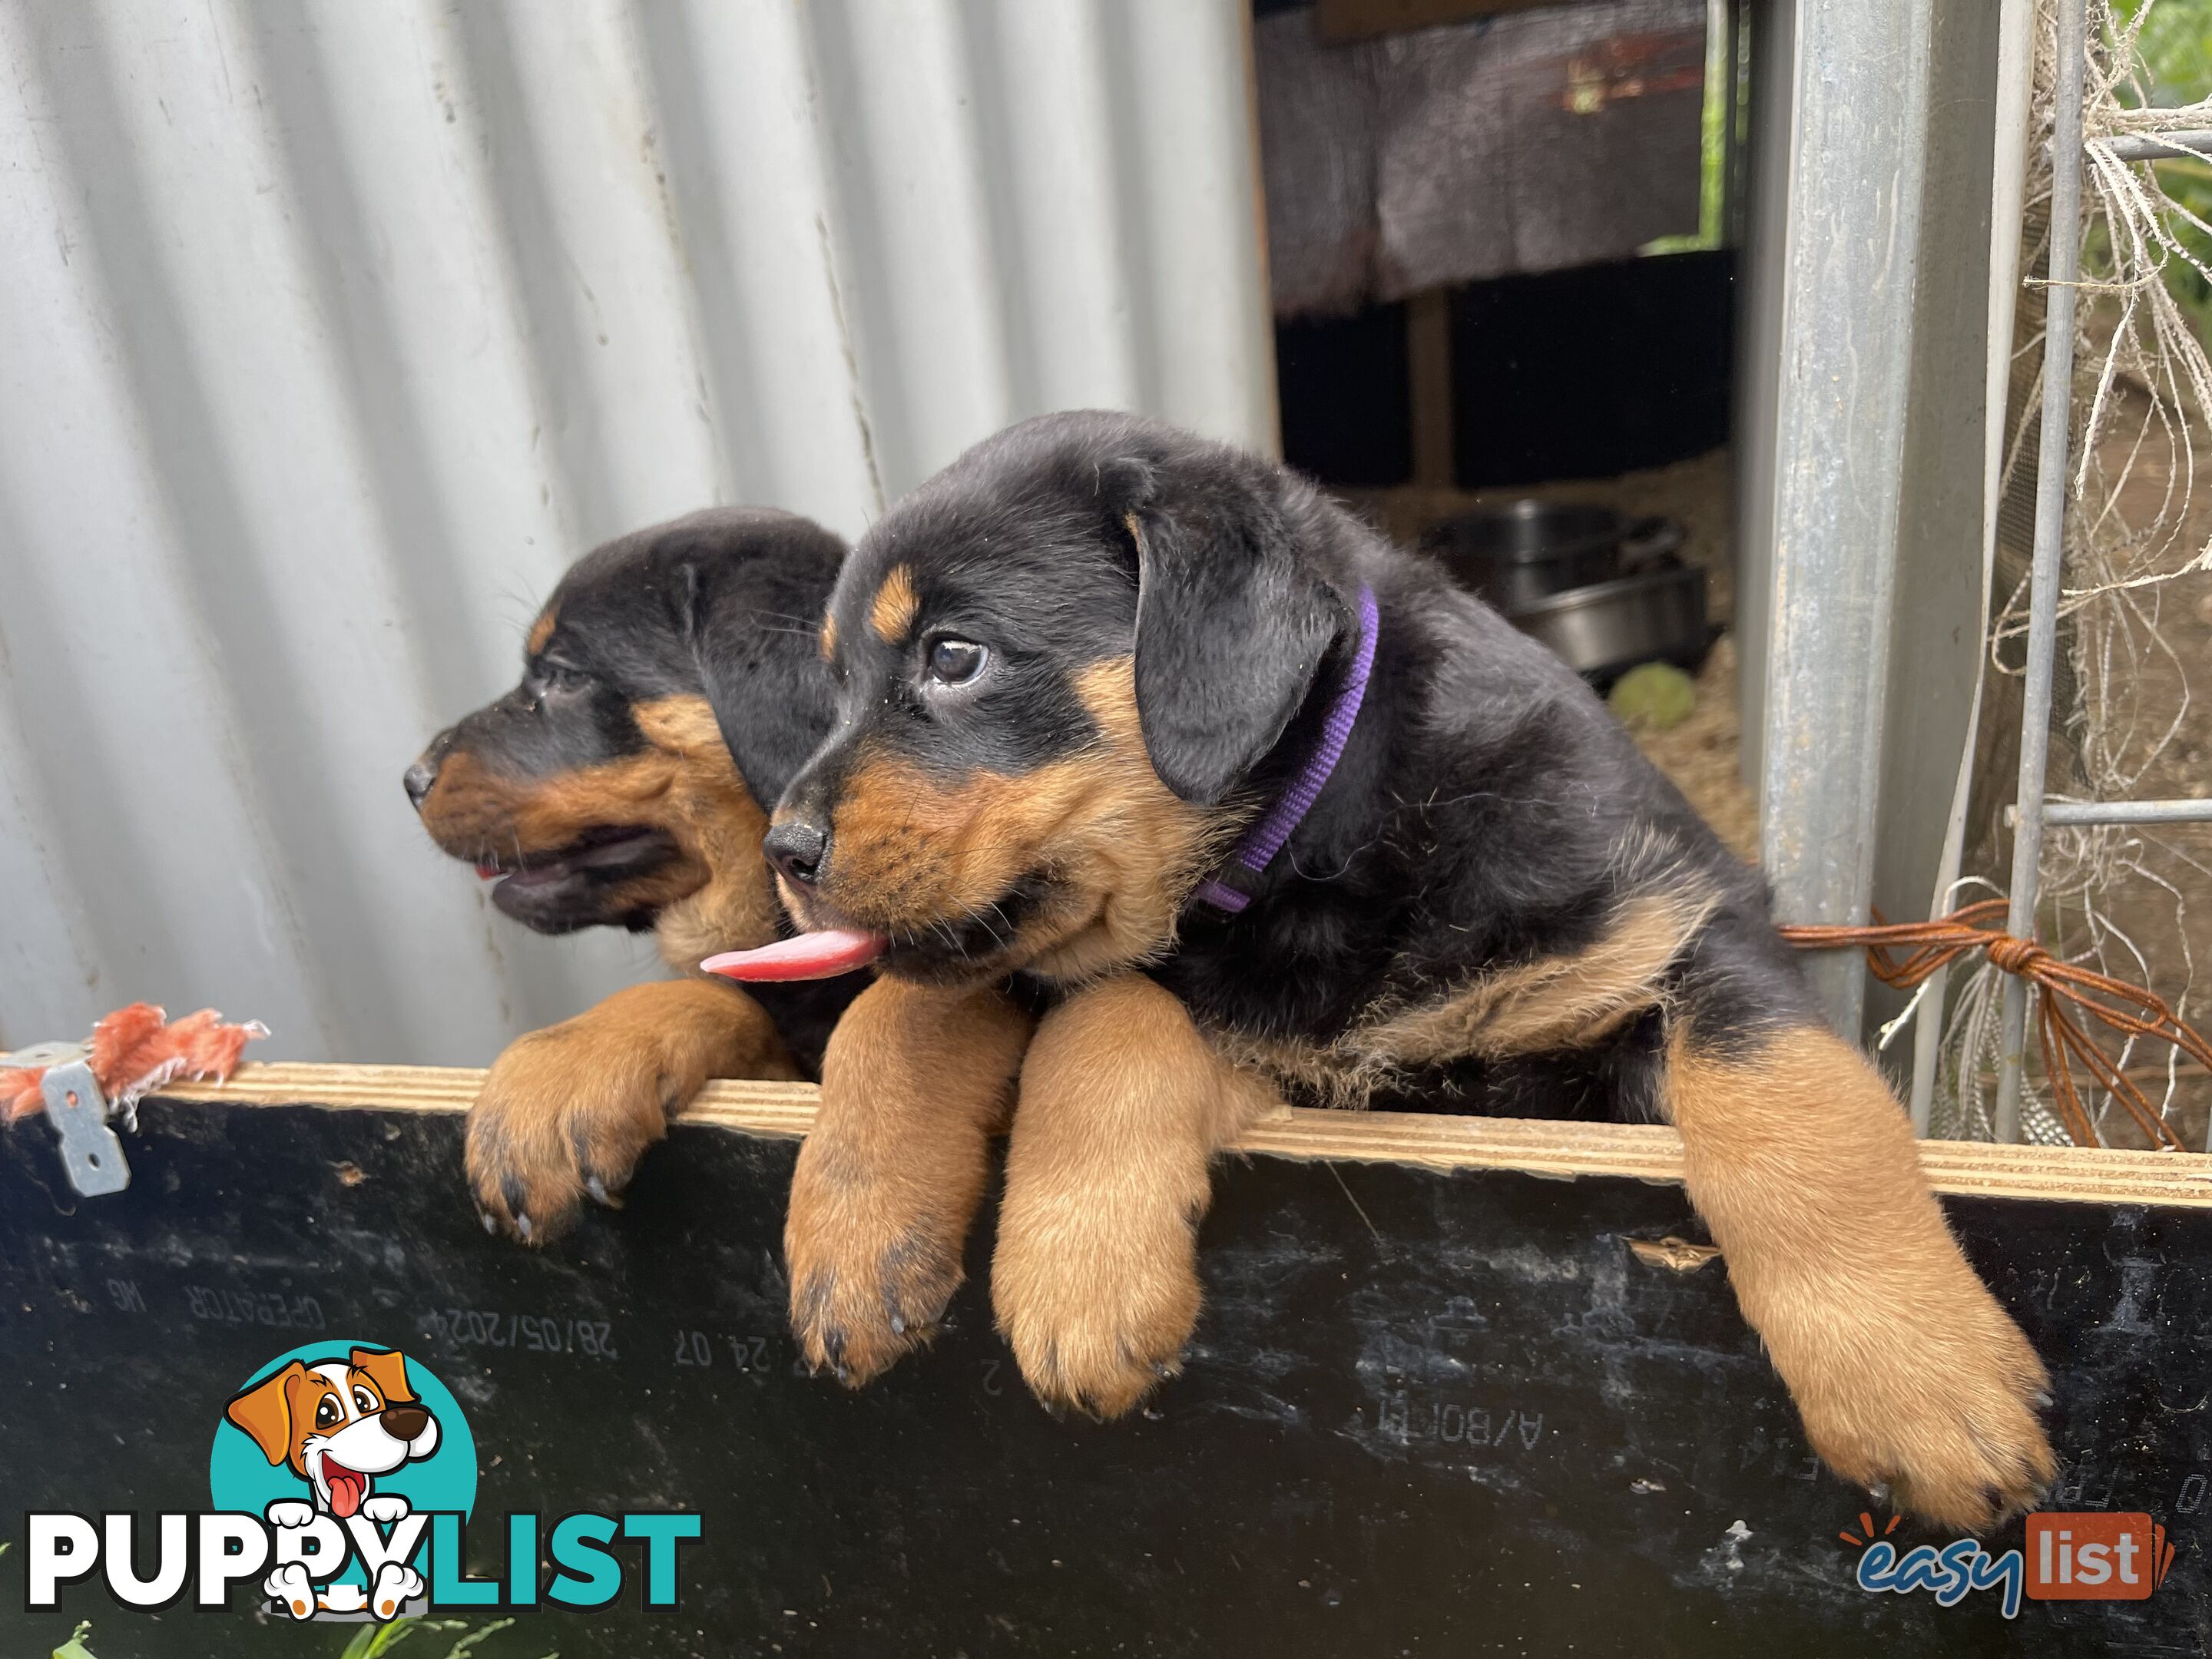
[349,1346,416,1406]
[680,529,842,810]
[225,1361,309,1466]
[1124,480,1347,806]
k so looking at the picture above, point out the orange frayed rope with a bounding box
[2,1003,267,1126]
[1781,898,2211,1152]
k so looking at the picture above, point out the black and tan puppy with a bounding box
[759,411,2055,1531]
[409,508,859,1242]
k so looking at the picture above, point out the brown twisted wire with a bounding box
[1780,898,2210,1152]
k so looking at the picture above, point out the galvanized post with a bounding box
[1754,0,1939,1038]
[1993,0,2088,1144]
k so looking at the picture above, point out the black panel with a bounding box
[1452,250,1737,487]
[3,1095,2206,1656]
[1276,301,1415,487]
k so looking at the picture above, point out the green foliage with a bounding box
[2124,0,2212,103]
[2117,0,2212,339]
[336,1615,555,1659]
[31,1598,549,1659]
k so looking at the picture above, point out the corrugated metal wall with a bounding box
[0,0,1273,1065]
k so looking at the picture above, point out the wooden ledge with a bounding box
[153,1061,2212,1210]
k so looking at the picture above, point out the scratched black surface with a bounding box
[2,1097,2209,1658]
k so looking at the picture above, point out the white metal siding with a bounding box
[0,0,1273,1064]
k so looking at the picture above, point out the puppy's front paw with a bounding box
[264,1498,315,1530]
[1775,1273,2053,1532]
[466,1028,675,1246]
[369,1561,425,1621]
[784,1159,967,1387]
[264,1562,317,1621]
[992,1194,1202,1419]
[466,980,796,1246]
[359,1494,411,1525]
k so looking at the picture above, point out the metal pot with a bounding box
[1507,561,1710,687]
[1422,501,1682,613]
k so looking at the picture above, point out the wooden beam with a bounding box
[1406,289,1455,488]
[154,1061,2212,1210]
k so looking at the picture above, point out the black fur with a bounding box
[793,412,1822,1118]
[1122,455,1351,806]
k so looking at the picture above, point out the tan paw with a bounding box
[466,981,793,1245]
[464,1027,664,1245]
[781,977,1028,1387]
[783,1149,970,1386]
[992,1195,1202,1419]
[1783,1281,2053,1532]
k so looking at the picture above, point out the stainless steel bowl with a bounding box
[1422,501,1681,613]
[1507,562,1710,687]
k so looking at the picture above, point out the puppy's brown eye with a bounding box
[353,1386,379,1414]
[315,1397,341,1429]
[926,637,988,686]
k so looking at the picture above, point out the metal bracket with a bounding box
[39,1058,131,1197]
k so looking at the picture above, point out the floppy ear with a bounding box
[1125,482,1347,806]
[225,1361,308,1466]
[682,531,842,810]
[349,1346,416,1406]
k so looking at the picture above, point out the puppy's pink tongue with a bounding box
[701,929,886,982]
[325,1462,366,1520]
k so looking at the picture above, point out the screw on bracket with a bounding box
[41,1058,131,1197]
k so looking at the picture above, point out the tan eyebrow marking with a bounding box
[527,608,558,657]
[820,611,838,661]
[869,565,919,644]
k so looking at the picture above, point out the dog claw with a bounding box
[585,1176,611,1205]
[515,1213,533,1241]
[2035,1390,2054,1409]
[479,1210,497,1236]
[889,1313,906,1336]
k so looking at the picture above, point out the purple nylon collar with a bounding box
[1192,585,1378,915]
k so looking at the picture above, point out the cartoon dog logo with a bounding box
[224,1346,440,1620]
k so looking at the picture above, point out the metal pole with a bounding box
[1755,0,1938,1041]
[1994,0,2088,1144]
[2104,129,2212,162]
[2035,797,2212,826]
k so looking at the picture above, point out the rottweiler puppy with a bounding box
[409,508,862,1242]
[754,411,2054,1531]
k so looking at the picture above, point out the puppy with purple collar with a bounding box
[713,409,2054,1534]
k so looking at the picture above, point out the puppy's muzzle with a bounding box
[764,818,829,888]
[404,728,456,812]
[381,1402,431,1440]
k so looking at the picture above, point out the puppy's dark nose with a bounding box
[402,758,438,811]
[381,1402,430,1440]
[763,819,829,887]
